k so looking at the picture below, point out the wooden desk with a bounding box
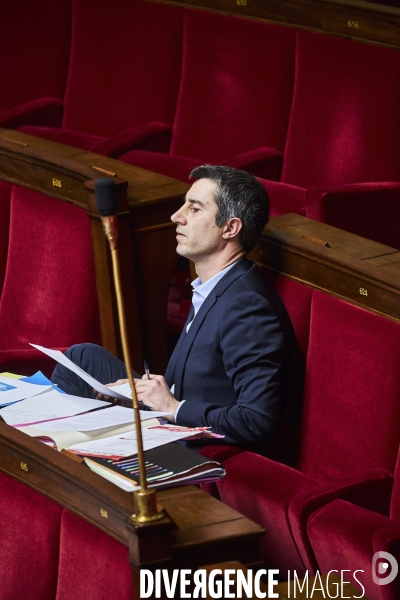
[254,213,400,324]
[150,0,400,50]
[0,128,189,373]
[0,421,263,597]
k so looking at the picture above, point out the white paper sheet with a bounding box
[107,382,136,399]
[37,406,170,432]
[68,425,205,458]
[0,375,52,406]
[30,344,131,401]
[0,391,110,426]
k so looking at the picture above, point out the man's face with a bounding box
[171,178,224,262]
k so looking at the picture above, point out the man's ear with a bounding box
[222,217,243,240]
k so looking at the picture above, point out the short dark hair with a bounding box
[189,165,269,252]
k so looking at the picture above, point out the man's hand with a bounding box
[94,379,129,404]
[134,374,179,419]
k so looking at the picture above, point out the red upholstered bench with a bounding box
[120,9,296,184]
[261,30,400,246]
[0,471,63,600]
[308,449,400,600]
[56,510,134,600]
[17,0,184,158]
[0,181,11,297]
[0,186,101,376]
[0,0,71,130]
[4,2,400,240]
[0,473,134,600]
[216,290,400,576]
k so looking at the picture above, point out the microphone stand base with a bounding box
[130,489,165,523]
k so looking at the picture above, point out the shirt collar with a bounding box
[191,261,237,316]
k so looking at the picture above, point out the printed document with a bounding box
[0,375,52,406]
[30,344,131,401]
[68,425,211,458]
[30,406,169,432]
[0,391,110,426]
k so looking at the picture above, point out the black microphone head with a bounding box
[94,177,118,216]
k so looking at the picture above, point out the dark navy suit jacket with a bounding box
[165,257,291,446]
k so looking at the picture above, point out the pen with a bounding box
[144,360,150,379]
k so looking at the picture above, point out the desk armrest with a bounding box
[289,468,393,573]
[0,98,63,129]
[91,122,172,157]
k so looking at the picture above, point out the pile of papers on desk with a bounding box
[0,386,216,456]
[0,347,226,491]
[0,372,56,407]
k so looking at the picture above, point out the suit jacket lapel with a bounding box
[165,303,194,386]
[171,257,252,399]
[172,291,217,399]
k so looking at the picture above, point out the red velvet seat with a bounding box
[120,9,296,182]
[216,291,400,575]
[17,0,183,157]
[0,471,63,600]
[0,186,101,376]
[308,451,400,600]
[262,30,400,244]
[56,510,133,600]
[0,0,71,130]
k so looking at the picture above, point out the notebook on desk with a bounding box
[84,442,225,492]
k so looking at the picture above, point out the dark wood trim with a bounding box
[146,0,400,49]
[0,421,263,598]
[253,213,400,323]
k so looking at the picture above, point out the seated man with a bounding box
[51,165,292,448]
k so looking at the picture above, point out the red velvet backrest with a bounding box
[269,275,313,360]
[0,186,101,351]
[256,273,313,464]
[390,450,400,522]
[0,0,71,112]
[298,291,400,483]
[0,182,11,295]
[170,9,296,161]
[282,30,400,188]
[56,510,133,600]
[62,0,183,136]
[0,471,62,600]
[306,183,400,250]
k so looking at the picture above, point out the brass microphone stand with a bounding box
[98,183,163,523]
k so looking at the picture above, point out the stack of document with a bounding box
[1,382,218,458]
[17,404,169,452]
[0,374,54,407]
[1,345,226,492]
[0,391,110,426]
[67,424,217,459]
[84,444,226,492]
